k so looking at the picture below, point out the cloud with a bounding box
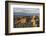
[13,8,40,13]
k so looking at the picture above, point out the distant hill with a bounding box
[14,12,39,16]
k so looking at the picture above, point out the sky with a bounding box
[13,8,40,14]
